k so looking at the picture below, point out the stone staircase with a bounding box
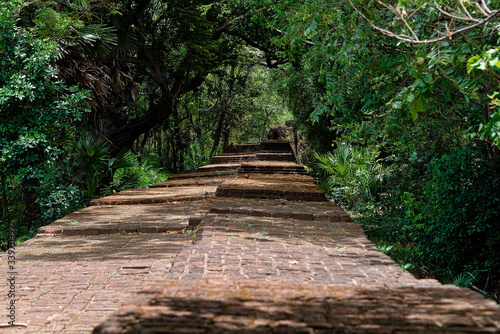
[2,139,499,333]
[209,140,298,164]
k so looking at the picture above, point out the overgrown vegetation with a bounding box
[271,0,500,299]
[1,0,499,301]
[313,142,389,208]
[0,0,290,250]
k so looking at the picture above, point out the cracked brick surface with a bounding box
[165,209,435,286]
[216,174,327,201]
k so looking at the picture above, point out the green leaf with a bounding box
[407,93,415,103]
[409,95,424,121]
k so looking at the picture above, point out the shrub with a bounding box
[37,184,86,224]
[402,147,500,284]
[313,142,390,207]
[69,135,141,199]
[113,156,169,189]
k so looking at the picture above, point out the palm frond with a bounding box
[70,134,109,175]
[313,151,336,175]
[108,150,137,172]
[334,141,353,164]
[332,161,352,180]
[75,23,118,56]
[101,173,140,196]
[116,29,139,57]
[452,272,476,288]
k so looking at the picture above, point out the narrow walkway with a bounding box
[1,140,499,333]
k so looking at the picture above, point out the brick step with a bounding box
[94,281,500,334]
[197,163,241,172]
[224,142,262,153]
[150,176,230,188]
[224,140,292,154]
[37,204,207,236]
[209,155,256,164]
[261,140,294,152]
[255,152,296,162]
[168,170,237,179]
[219,150,292,156]
[239,166,308,174]
[215,187,326,201]
[209,200,351,222]
[209,153,296,164]
[215,176,327,201]
[90,186,217,206]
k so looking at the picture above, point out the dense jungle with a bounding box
[1,0,499,300]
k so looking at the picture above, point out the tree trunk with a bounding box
[108,98,173,155]
[172,136,178,173]
[21,177,41,230]
[173,107,182,173]
[222,122,231,150]
[179,147,185,171]
[1,172,14,249]
[135,131,149,165]
[261,110,273,141]
[210,103,227,158]
[1,172,7,215]
[156,128,163,157]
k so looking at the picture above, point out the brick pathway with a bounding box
[1,140,499,333]
[94,281,500,333]
[0,233,191,333]
[167,207,427,285]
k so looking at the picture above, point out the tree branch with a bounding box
[434,0,480,23]
[347,0,500,45]
[482,0,493,14]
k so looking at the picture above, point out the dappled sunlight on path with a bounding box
[2,140,499,333]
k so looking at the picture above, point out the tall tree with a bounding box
[0,0,88,234]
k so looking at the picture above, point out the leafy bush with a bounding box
[0,173,88,250]
[0,0,89,237]
[113,156,169,189]
[402,148,500,282]
[69,134,141,199]
[313,142,390,207]
[37,184,86,224]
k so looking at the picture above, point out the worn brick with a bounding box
[4,145,499,334]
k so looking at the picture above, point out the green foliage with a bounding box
[376,242,418,272]
[113,156,169,189]
[235,67,292,143]
[468,48,500,148]
[1,0,498,299]
[314,142,389,207]
[37,184,86,224]
[0,0,89,238]
[69,134,109,199]
[266,0,500,295]
[402,148,500,277]
[353,139,500,293]
[69,134,140,199]
[452,271,479,288]
[276,61,335,153]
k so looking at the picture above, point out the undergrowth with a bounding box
[314,142,500,303]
